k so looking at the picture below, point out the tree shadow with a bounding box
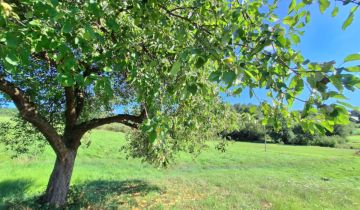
[67,179,162,209]
[4,179,162,210]
[0,179,33,209]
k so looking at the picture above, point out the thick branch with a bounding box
[0,76,68,157]
[74,88,85,119]
[75,110,146,133]
[64,87,77,128]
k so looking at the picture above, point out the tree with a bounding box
[0,0,359,206]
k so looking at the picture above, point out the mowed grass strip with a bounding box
[0,130,360,209]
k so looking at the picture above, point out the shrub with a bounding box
[312,135,347,148]
[224,122,265,142]
[267,126,295,144]
[96,123,131,133]
[331,123,356,137]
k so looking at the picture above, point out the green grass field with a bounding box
[1,129,360,210]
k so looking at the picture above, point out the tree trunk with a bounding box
[41,149,77,206]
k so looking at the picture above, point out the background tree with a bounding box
[0,0,359,206]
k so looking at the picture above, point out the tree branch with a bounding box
[0,75,68,157]
[64,87,77,128]
[335,0,360,5]
[75,109,147,133]
[159,5,213,35]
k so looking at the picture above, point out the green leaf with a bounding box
[288,0,297,14]
[5,54,19,66]
[344,53,360,63]
[327,91,348,99]
[5,33,19,48]
[276,34,287,47]
[245,70,257,81]
[342,13,354,30]
[187,84,198,95]
[331,6,339,17]
[283,16,295,26]
[57,74,75,87]
[103,66,112,72]
[290,34,300,44]
[303,0,313,5]
[195,57,206,68]
[286,93,295,107]
[329,75,343,91]
[345,65,360,72]
[62,21,73,33]
[305,11,311,23]
[148,130,157,143]
[318,121,333,132]
[318,0,330,14]
[233,87,242,95]
[222,71,236,85]
[289,76,304,95]
[209,71,222,82]
[337,101,358,110]
[103,77,114,98]
[170,61,181,75]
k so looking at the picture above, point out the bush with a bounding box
[312,135,347,148]
[96,123,131,133]
[267,126,295,144]
[224,122,265,142]
[331,123,356,137]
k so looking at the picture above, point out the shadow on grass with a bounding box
[4,179,162,210]
[0,179,34,209]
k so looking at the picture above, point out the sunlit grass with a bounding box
[1,129,360,209]
[347,135,360,149]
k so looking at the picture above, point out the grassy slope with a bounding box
[1,130,360,210]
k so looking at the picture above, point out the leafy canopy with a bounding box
[0,0,359,164]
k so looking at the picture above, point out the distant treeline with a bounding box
[223,104,358,148]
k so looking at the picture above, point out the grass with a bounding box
[353,128,360,135]
[0,116,11,122]
[1,130,360,210]
[347,135,360,149]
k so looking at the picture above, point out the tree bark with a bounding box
[41,149,77,206]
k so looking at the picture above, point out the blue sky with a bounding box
[223,1,360,109]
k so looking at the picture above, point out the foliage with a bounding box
[0,0,358,151]
[123,100,238,166]
[96,123,131,133]
[332,122,356,137]
[312,135,347,148]
[0,116,47,158]
[224,123,266,142]
[228,104,355,146]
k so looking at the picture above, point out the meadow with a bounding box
[1,116,360,209]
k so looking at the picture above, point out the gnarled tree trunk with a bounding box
[41,149,77,206]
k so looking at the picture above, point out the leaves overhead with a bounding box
[0,0,359,163]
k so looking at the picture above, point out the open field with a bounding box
[1,129,360,210]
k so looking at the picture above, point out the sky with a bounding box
[1,1,360,111]
[223,1,360,109]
